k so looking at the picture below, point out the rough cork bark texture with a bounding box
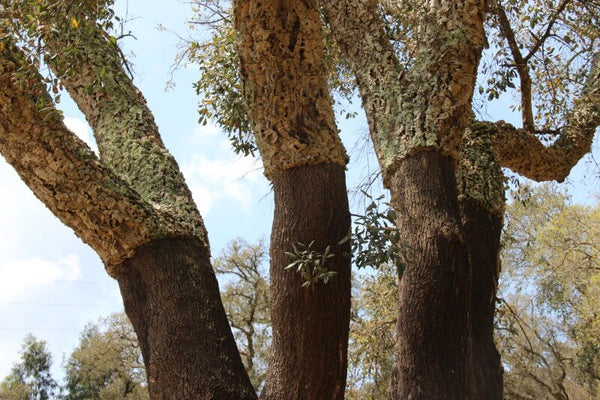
[42,22,207,245]
[2,37,256,399]
[0,44,158,267]
[457,124,506,218]
[234,0,347,178]
[117,237,257,400]
[263,163,351,400]
[484,56,599,182]
[322,0,487,183]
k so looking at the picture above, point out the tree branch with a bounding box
[319,0,403,103]
[523,0,572,62]
[39,19,206,240]
[474,55,600,182]
[0,42,162,269]
[492,0,535,131]
[319,0,404,169]
[322,0,488,183]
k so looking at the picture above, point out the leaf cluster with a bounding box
[1,0,129,112]
[285,241,337,288]
[480,0,599,129]
[351,191,404,276]
[497,184,600,398]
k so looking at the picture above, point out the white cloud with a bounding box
[64,116,98,154]
[0,255,82,305]
[183,124,269,215]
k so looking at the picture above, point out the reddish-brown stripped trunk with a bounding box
[262,163,351,400]
[388,152,471,399]
[116,238,257,400]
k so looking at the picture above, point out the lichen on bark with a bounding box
[486,56,600,182]
[457,123,505,217]
[39,23,207,244]
[234,0,347,178]
[321,0,488,186]
[0,43,163,269]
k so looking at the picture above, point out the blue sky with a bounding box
[0,0,598,382]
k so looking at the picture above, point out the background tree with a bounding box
[63,313,149,400]
[345,265,396,400]
[0,335,58,400]
[497,185,600,399]
[213,239,270,391]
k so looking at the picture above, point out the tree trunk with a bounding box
[388,152,470,399]
[115,237,257,400]
[461,199,504,400]
[261,163,351,400]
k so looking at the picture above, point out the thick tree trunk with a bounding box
[461,199,504,400]
[261,163,351,400]
[115,238,257,400]
[388,152,471,399]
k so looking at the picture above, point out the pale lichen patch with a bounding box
[457,123,506,217]
[321,0,488,187]
[1,37,210,276]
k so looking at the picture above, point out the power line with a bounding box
[0,302,122,308]
[50,279,116,285]
[0,327,83,332]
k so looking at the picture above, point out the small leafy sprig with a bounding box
[285,241,337,288]
[351,191,405,277]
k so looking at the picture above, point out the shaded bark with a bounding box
[461,199,504,400]
[116,237,257,400]
[388,152,470,399]
[457,124,506,398]
[262,163,351,400]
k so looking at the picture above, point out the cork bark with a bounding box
[0,43,158,267]
[41,24,207,248]
[117,238,257,400]
[483,56,600,182]
[388,152,471,399]
[234,0,347,178]
[322,0,488,185]
[265,164,351,400]
[459,129,505,400]
[233,1,352,398]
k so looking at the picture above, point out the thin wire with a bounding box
[0,302,121,307]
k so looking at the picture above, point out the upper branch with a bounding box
[0,42,162,269]
[492,0,535,131]
[39,18,206,240]
[476,55,600,182]
[319,0,404,165]
[523,0,572,62]
[322,0,488,184]
[319,0,403,101]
